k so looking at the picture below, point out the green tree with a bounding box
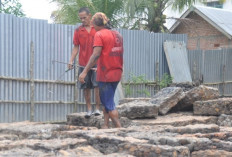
[50,0,124,27]
[0,0,25,17]
[123,0,208,32]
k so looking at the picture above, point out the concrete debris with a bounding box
[194,98,232,116]
[67,113,132,128]
[150,87,185,115]
[217,114,232,127]
[1,85,232,156]
[117,100,158,119]
[173,85,219,111]
[191,150,232,157]
[119,98,151,105]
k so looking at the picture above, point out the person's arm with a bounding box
[79,46,102,83]
[68,45,79,69]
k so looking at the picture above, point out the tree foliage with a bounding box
[51,0,213,32]
[123,0,208,32]
[0,0,25,17]
[50,0,124,27]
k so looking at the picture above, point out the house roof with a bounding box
[169,6,232,39]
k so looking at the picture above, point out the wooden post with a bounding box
[155,62,159,93]
[30,41,35,121]
[74,57,79,112]
[201,50,205,84]
[193,61,197,83]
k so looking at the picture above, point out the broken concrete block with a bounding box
[170,82,196,92]
[194,98,232,116]
[173,85,219,111]
[67,112,132,128]
[164,124,220,134]
[192,150,232,157]
[119,98,150,105]
[117,100,158,119]
[56,146,104,156]
[150,87,185,115]
[217,114,232,127]
[119,143,190,157]
[67,112,103,128]
[133,112,218,127]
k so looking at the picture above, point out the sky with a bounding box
[19,0,57,23]
[19,0,232,26]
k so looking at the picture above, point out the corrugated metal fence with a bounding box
[188,49,232,96]
[1,13,186,123]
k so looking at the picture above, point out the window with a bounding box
[206,1,223,8]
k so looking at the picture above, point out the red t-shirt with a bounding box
[93,29,123,82]
[73,26,96,66]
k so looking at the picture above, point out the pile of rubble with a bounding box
[1,84,232,156]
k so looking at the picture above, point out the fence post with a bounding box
[201,50,205,84]
[155,62,159,92]
[193,61,197,83]
[74,58,78,112]
[30,41,35,121]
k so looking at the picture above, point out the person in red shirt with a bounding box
[68,7,100,118]
[79,12,123,128]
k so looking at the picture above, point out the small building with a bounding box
[205,0,232,9]
[169,6,232,50]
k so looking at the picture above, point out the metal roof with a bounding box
[169,6,232,39]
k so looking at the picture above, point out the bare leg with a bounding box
[101,108,110,129]
[84,89,91,111]
[109,110,121,128]
[94,87,100,110]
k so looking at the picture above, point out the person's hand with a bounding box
[79,71,87,84]
[92,67,97,72]
[68,61,73,69]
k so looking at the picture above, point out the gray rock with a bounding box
[67,112,133,128]
[150,87,185,115]
[173,85,219,111]
[194,98,232,116]
[0,134,19,141]
[211,139,232,152]
[67,112,103,128]
[170,82,196,91]
[217,114,232,127]
[0,121,72,139]
[117,100,158,119]
[132,112,218,127]
[0,148,53,157]
[149,136,212,152]
[164,124,219,134]
[119,98,150,105]
[192,150,232,157]
[119,143,190,157]
[55,146,103,156]
[0,138,87,152]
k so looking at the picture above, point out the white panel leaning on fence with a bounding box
[164,41,192,83]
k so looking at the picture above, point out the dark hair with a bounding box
[105,21,112,29]
[92,17,104,27]
[78,7,90,14]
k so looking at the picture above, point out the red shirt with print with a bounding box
[73,26,96,66]
[93,29,123,82]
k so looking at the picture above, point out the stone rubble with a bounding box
[194,98,232,116]
[149,87,185,115]
[173,85,219,111]
[1,85,232,157]
[117,100,158,119]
